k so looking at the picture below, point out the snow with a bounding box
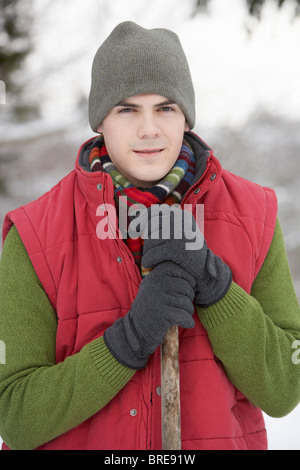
[18,0,300,128]
[1,0,300,451]
[264,408,300,450]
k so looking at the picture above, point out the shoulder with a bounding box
[3,170,77,245]
[205,162,278,228]
[221,168,277,214]
[202,160,278,282]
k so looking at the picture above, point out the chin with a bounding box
[129,174,162,188]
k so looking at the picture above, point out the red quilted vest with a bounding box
[2,133,277,450]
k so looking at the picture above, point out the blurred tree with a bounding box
[0,0,35,118]
[194,0,300,17]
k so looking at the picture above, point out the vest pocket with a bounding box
[232,405,251,450]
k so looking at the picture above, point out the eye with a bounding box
[159,106,175,112]
[118,107,135,114]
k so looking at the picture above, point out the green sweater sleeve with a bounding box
[0,225,135,450]
[197,218,300,418]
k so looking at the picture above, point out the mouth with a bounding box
[133,149,164,157]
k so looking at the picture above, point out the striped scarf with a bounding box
[89,136,195,273]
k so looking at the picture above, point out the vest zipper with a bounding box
[104,197,145,449]
[113,237,137,303]
[105,201,138,303]
[137,368,145,450]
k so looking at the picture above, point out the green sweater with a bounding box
[0,220,300,450]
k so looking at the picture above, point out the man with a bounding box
[0,21,299,451]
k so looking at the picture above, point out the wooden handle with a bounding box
[161,325,181,450]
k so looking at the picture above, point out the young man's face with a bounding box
[97,94,190,188]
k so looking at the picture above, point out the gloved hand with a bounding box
[141,205,232,307]
[104,261,196,370]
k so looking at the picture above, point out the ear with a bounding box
[97,125,103,133]
[184,121,190,132]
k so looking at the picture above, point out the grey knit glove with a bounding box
[104,262,196,370]
[141,205,232,308]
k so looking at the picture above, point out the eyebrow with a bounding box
[115,99,176,109]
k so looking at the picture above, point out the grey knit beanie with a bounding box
[88,21,195,132]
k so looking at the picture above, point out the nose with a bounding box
[137,113,161,139]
